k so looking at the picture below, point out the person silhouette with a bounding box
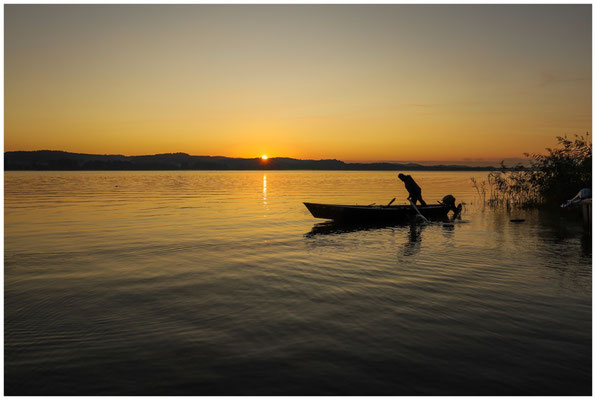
[441,194,462,218]
[398,173,427,206]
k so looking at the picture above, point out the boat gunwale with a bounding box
[303,202,446,211]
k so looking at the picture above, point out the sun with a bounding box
[261,155,268,160]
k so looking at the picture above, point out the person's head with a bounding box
[442,194,455,206]
[398,173,406,181]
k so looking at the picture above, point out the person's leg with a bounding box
[418,193,427,207]
[409,195,419,205]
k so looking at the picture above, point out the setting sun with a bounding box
[261,155,268,160]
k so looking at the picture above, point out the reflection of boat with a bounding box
[304,202,449,223]
[305,220,400,236]
[305,221,426,258]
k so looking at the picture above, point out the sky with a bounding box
[4,4,592,163]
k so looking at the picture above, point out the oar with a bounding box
[387,198,396,206]
[409,200,430,223]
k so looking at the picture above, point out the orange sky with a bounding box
[4,5,592,162]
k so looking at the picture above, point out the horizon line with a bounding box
[5,149,529,166]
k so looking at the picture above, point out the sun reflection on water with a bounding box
[263,174,268,209]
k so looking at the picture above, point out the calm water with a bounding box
[4,171,591,395]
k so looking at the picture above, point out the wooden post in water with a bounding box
[580,198,591,231]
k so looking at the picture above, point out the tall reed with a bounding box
[471,133,591,208]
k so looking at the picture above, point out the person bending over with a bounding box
[398,173,427,206]
[441,194,463,217]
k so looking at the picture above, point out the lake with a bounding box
[4,171,591,395]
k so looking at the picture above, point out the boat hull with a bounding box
[304,202,449,223]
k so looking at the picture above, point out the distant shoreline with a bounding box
[5,150,499,172]
[6,168,498,172]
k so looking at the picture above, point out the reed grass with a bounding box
[471,133,591,208]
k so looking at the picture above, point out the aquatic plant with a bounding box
[472,133,592,208]
[470,177,486,204]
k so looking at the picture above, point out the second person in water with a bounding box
[398,173,427,206]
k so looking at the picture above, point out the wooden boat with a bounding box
[304,202,450,223]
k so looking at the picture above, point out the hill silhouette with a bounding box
[5,151,497,171]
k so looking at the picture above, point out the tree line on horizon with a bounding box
[4,150,498,171]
